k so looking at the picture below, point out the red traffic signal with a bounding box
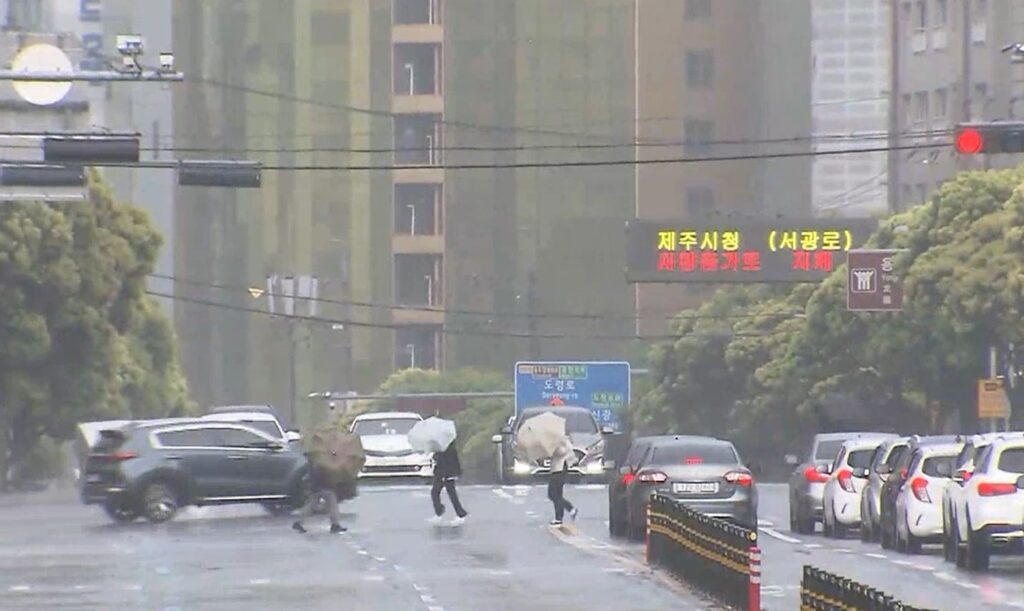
[954,127,985,155]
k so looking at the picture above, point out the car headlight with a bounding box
[513,459,532,474]
[586,439,605,454]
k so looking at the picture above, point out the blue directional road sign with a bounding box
[514,361,631,432]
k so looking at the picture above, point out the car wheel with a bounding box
[103,499,138,524]
[609,505,627,538]
[880,518,893,549]
[789,502,799,533]
[954,516,968,568]
[942,511,955,562]
[966,522,990,572]
[141,482,179,524]
[904,517,922,555]
[822,506,834,538]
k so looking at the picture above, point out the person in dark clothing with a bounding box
[547,437,578,526]
[430,443,468,524]
[292,461,346,534]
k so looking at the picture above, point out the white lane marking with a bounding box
[526,511,537,517]
[492,488,524,505]
[362,575,385,582]
[933,572,956,582]
[420,594,436,603]
[374,556,387,562]
[803,543,823,549]
[757,519,774,527]
[912,564,934,572]
[957,582,980,590]
[513,487,530,497]
[123,585,142,591]
[427,607,444,611]
[865,553,888,560]
[575,484,605,491]
[393,564,405,572]
[74,585,86,590]
[834,548,853,554]
[357,550,369,556]
[891,560,915,567]
[8,585,30,592]
[249,578,270,586]
[412,584,428,592]
[761,527,801,544]
[603,567,628,573]
[488,569,512,577]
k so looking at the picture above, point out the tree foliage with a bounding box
[635,167,1024,474]
[0,176,194,489]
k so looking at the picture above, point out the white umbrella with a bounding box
[515,411,567,463]
[408,417,457,453]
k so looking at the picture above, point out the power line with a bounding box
[150,272,803,323]
[149,289,791,342]
[0,141,950,172]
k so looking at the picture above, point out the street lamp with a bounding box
[404,62,415,95]
[425,134,434,165]
[424,275,433,305]
[407,204,417,235]
[406,344,417,369]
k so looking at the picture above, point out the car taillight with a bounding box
[837,469,855,493]
[910,476,931,503]
[977,482,1017,497]
[725,470,753,487]
[622,472,636,486]
[962,471,973,482]
[684,456,704,465]
[93,451,137,462]
[637,471,668,484]
[804,466,829,484]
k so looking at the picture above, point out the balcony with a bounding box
[394,184,442,233]
[393,24,443,44]
[394,324,442,370]
[395,253,443,307]
[394,114,442,166]
[393,44,443,114]
[393,0,439,25]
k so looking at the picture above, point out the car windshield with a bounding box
[652,443,738,465]
[846,449,874,469]
[921,454,957,477]
[238,421,282,439]
[998,448,1024,473]
[814,439,845,461]
[885,444,909,469]
[352,419,419,436]
[518,410,598,434]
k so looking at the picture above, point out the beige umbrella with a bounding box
[515,411,568,463]
[307,428,366,486]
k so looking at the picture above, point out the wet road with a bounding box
[1,483,1021,610]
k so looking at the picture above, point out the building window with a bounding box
[684,0,712,21]
[934,0,948,26]
[684,120,714,154]
[913,92,929,126]
[394,184,441,235]
[972,82,988,119]
[914,0,928,29]
[394,114,441,165]
[685,186,715,217]
[685,50,714,88]
[916,184,928,204]
[395,326,440,370]
[394,0,438,25]
[395,254,442,306]
[933,88,948,124]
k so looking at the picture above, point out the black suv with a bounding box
[80,419,309,524]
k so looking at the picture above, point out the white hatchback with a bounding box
[953,436,1024,570]
[350,412,433,480]
[894,442,961,554]
[822,435,897,538]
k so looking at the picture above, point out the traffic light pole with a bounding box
[0,70,183,82]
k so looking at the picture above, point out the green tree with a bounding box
[0,176,194,489]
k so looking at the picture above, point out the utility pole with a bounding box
[887,0,902,214]
[989,345,998,433]
[289,318,298,426]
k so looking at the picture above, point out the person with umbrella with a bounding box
[292,459,346,534]
[547,435,578,526]
[430,441,468,525]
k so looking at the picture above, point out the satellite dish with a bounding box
[11,44,73,106]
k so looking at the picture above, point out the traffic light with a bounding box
[0,164,85,187]
[177,160,262,188]
[43,136,141,164]
[954,121,1024,155]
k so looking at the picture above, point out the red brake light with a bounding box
[94,451,137,462]
[684,456,704,465]
[622,472,636,486]
[962,471,973,483]
[977,482,1017,497]
[804,466,829,484]
[837,469,856,493]
[637,471,668,484]
[725,470,753,487]
[910,476,931,503]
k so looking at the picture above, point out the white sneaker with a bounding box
[428,515,443,525]
[568,507,578,521]
[450,516,466,526]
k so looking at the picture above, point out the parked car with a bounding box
[80,419,309,524]
[942,432,1024,562]
[893,441,962,553]
[821,435,897,538]
[202,411,299,443]
[492,406,611,484]
[855,436,910,542]
[878,435,960,549]
[207,405,299,441]
[350,412,433,480]
[787,432,886,534]
[950,435,1024,570]
[608,435,661,537]
[611,435,757,540]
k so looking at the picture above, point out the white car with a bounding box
[201,411,300,443]
[952,436,1024,570]
[350,412,433,480]
[893,441,962,554]
[940,433,1023,562]
[822,435,897,538]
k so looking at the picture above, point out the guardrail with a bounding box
[646,493,760,610]
[800,566,938,611]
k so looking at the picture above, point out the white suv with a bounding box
[952,436,1024,570]
[822,435,897,538]
[350,412,433,480]
[893,442,962,554]
[201,411,299,443]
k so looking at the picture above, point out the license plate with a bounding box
[673,482,718,494]
[542,459,551,468]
